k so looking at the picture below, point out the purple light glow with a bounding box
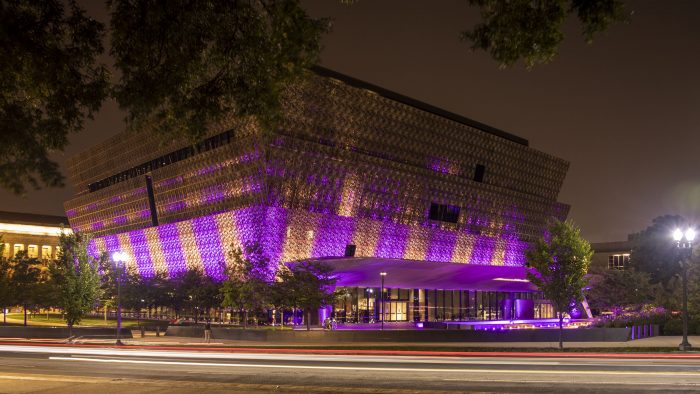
[426,228,457,262]
[129,230,156,277]
[158,176,183,188]
[157,223,186,276]
[191,216,226,280]
[469,235,496,265]
[87,239,98,258]
[312,214,355,258]
[104,234,121,261]
[92,204,531,279]
[262,207,287,264]
[375,221,409,259]
[165,201,187,212]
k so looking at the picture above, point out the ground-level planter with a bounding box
[0,326,133,339]
[166,326,637,343]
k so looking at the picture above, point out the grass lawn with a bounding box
[5,313,167,328]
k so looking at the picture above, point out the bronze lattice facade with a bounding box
[65,67,569,280]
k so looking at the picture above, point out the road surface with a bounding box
[1,344,699,393]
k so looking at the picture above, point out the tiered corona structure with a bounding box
[65,67,569,323]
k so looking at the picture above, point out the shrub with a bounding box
[663,319,683,336]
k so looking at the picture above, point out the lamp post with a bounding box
[673,227,695,351]
[112,251,127,346]
[365,288,373,323]
[380,272,387,330]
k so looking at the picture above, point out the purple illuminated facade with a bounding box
[66,67,569,322]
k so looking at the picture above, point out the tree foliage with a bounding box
[0,0,109,194]
[110,0,329,141]
[221,241,275,327]
[526,219,592,348]
[168,267,221,323]
[0,242,11,325]
[629,215,686,285]
[586,266,657,312]
[49,231,104,333]
[8,250,44,326]
[462,0,628,68]
[277,260,338,331]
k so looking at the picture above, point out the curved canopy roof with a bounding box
[297,257,537,292]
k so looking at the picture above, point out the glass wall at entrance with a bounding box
[332,287,551,323]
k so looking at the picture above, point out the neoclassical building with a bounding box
[65,67,569,323]
[0,211,68,260]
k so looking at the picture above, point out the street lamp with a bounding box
[365,288,373,323]
[380,272,387,330]
[112,251,127,346]
[673,227,695,351]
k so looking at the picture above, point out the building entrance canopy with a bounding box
[300,258,538,292]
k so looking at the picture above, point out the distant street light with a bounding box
[112,251,127,346]
[672,227,695,351]
[380,272,387,331]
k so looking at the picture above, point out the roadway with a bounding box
[1,344,700,393]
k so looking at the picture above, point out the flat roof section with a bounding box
[294,257,537,292]
[312,66,529,147]
[0,211,68,227]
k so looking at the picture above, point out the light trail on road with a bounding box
[47,355,700,377]
[3,343,700,392]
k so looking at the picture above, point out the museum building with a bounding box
[64,67,570,323]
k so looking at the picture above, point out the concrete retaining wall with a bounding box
[166,326,632,342]
[0,326,133,339]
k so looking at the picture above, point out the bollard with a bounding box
[140,325,145,338]
[156,326,160,337]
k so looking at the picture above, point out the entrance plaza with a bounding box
[311,257,555,325]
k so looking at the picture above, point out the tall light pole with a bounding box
[673,227,695,351]
[112,251,127,346]
[366,288,373,323]
[380,272,387,330]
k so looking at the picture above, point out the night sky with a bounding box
[2,0,699,243]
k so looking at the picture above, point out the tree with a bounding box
[140,272,171,318]
[171,267,221,323]
[221,241,275,327]
[526,219,592,349]
[462,0,628,68]
[630,215,686,285]
[49,231,104,337]
[110,0,329,141]
[0,242,11,325]
[8,250,43,326]
[586,265,657,314]
[277,261,338,331]
[0,0,109,194]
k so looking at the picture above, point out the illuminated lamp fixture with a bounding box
[672,226,695,351]
[112,251,128,346]
[380,272,387,330]
[493,277,529,283]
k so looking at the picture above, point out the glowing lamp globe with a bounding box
[686,228,696,242]
[673,228,684,241]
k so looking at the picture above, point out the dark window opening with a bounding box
[474,164,485,183]
[88,129,234,192]
[429,203,460,223]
